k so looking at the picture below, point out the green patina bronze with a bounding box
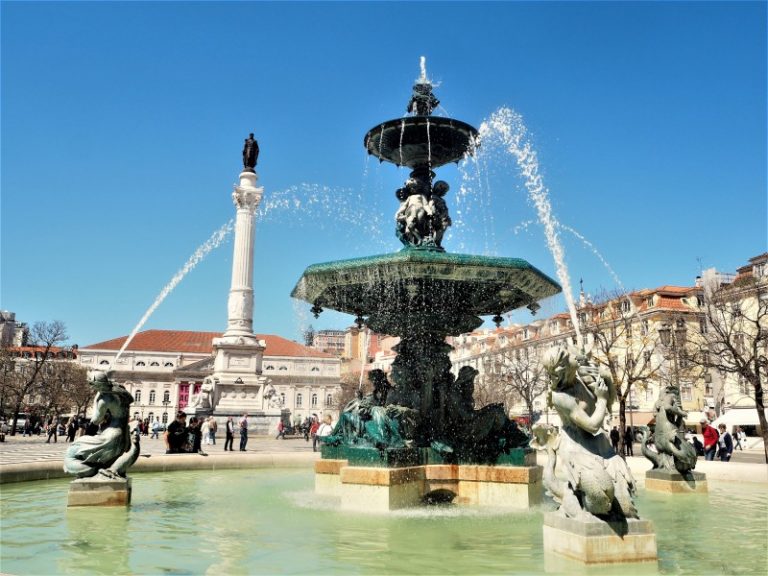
[292,72,561,466]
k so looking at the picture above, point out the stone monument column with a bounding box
[210,138,271,420]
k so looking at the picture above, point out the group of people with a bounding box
[274,414,334,451]
[163,412,250,454]
[609,425,637,456]
[701,419,743,462]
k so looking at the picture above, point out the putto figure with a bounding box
[532,348,637,521]
[63,371,140,479]
[242,132,259,172]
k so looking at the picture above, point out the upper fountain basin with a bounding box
[291,250,561,336]
[364,116,479,169]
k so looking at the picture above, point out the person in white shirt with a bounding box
[315,415,334,451]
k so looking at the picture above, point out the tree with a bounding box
[4,320,68,435]
[39,362,92,419]
[694,272,768,463]
[334,370,370,409]
[581,290,662,456]
[481,345,547,423]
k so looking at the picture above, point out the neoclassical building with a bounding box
[78,329,341,431]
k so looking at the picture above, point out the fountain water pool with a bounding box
[0,469,765,575]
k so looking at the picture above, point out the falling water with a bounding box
[426,117,432,166]
[115,219,235,362]
[399,119,405,166]
[419,56,428,83]
[478,107,582,344]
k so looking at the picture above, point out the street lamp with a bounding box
[162,398,170,419]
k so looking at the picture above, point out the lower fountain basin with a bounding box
[0,469,765,575]
[291,250,561,335]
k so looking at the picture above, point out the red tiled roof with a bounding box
[83,329,334,358]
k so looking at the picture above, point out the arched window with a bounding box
[311,394,318,407]
[164,362,174,367]
[150,361,160,367]
[136,361,146,367]
[162,412,168,424]
[133,412,140,420]
[147,412,154,422]
[163,390,170,403]
[149,390,156,404]
[280,393,286,406]
[296,393,303,407]
[325,394,333,407]
[99,360,109,365]
[265,365,275,371]
[311,367,320,372]
[279,366,288,371]
[134,390,142,403]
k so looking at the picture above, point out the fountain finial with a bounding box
[407,58,439,116]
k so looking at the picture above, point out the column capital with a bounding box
[233,171,264,212]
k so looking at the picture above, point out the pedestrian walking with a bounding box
[733,426,744,450]
[310,417,321,452]
[717,424,733,462]
[701,418,719,461]
[151,418,161,439]
[201,417,211,445]
[224,416,235,451]
[239,413,249,451]
[207,416,217,445]
[46,417,58,443]
[275,420,285,440]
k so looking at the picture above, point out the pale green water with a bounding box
[0,469,766,575]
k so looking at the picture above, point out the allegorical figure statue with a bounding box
[641,385,697,475]
[532,348,637,521]
[64,371,140,479]
[186,376,216,414]
[325,369,417,450]
[242,132,259,172]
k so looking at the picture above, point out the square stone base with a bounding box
[316,460,543,512]
[67,477,132,507]
[645,469,708,493]
[543,512,657,565]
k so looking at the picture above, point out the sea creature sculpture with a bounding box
[641,385,697,474]
[533,347,638,521]
[64,371,140,479]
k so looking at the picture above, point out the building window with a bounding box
[621,300,631,313]
[163,390,170,403]
[279,366,288,371]
[265,365,275,371]
[162,412,168,424]
[134,412,140,420]
[311,367,320,372]
[640,320,649,336]
[681,384,692,401]
[150,361,160,366]
[147,412,154,422]
[135,390,142,403]
[136,361,146,367]
[296,393,303,408]
[164,362,174,367]
[325,394,333,406]
[149,390,156,404]
[311,394,318,407]
[280,393,286,406]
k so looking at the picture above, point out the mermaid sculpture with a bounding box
[64,371,140,479]
[532,348,637,521]
[641,384,697,475]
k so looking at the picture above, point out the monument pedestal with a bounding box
[542,512,657,565]
[315,447,542,512]
[67,477,132,507]
[645,469,708,493]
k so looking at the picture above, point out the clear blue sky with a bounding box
[2,1,766,348]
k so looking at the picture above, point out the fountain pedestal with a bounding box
[315,449,542,512]
[542,512,658,565]
[67,477,132,507]
[644,469,708,493]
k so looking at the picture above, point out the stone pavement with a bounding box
[0,433,319,467]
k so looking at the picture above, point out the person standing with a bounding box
[701,418,719,461]
[239,413,249,451]
[610,426,620,454]
[151,418,161,440]
[275,420,285,440]
[46,417,58,443]
[224,416,235,451]
[624,426,634,456]
[315,415,334,451]
[208,416,217,445]
[310,417,321,452]
[717,424,733,462]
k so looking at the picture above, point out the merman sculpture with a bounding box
[64,371,140,479]
[532,348,637,521]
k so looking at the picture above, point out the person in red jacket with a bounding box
[701,418,719,461]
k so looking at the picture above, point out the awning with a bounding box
[685,411,709,425]
[713,408,768,428]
